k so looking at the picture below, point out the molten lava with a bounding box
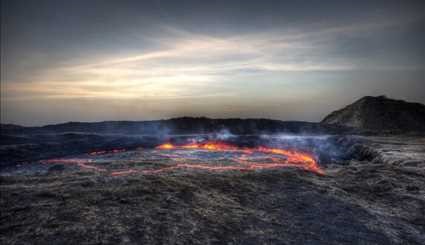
[156,143,175,150]
[41,140,324,176]
[89,148,126,155]
[155,141,324,175]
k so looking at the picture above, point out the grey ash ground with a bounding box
[1,96,425,244]
[1,135,424,244]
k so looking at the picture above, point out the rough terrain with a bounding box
[1,135,424,245]
[322,96,425,132]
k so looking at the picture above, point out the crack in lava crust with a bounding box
[42,141,324,176]
[155,142,324,175]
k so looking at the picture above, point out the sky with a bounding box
[1,0,424,126]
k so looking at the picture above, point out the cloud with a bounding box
[3,15,422,102]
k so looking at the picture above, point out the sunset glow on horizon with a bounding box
[1,0,424,125]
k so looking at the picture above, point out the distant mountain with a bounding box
[0,124,24,131]
[1,117,352,135]
[5,95,424,135]
[321,96,425,132]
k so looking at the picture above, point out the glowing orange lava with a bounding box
[42,141,324,177]
[180,141,239,151]
[156,143,175,150]
[89,148,126,155]
[155,141,324,175]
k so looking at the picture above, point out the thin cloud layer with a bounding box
[1,0,424,125]
[5,17,420,101]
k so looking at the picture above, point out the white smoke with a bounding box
[213,129,236,140]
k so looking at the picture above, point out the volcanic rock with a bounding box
[1,135,425,244]
[321,96,425,133]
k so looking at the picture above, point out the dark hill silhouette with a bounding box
[1,117,350,135]
[2,96,424,135]
[321,96,425,132]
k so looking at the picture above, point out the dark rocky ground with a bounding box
[1,135,424,244]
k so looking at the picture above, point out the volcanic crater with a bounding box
[38,136,328,177]
[1,96,425,244]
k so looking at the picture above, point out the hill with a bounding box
[321,96,425,133]
[1,117,351,135]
